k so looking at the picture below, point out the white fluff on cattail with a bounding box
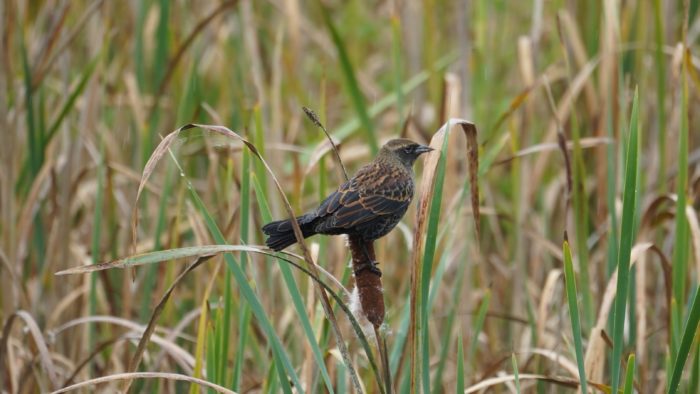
[349,286,376,342]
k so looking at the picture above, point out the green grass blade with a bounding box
[419,127,450,393]
[671,298,681,359]
[219,271,233,387]
[653,0,667,193]
[689,341,699,393]
[623,354,635,394]
[228,146,252,390]
[218,148,246,389]
[232,302,251,391]
[671,50,690,321]
[192,277,212,393]
[336,360,347,394]
[88,128,105,372]
[610,87,640,394]
[208,311,220,390]
[389,295,411,376]
[669,286,700,394]
[20,38,40,194]
[154,0,170,87]
[563,240,588,394]
[139,161,174,320]
[270,347,294,394]
[456,329,465,394]
[469,289,491,366]
[431,247,465,391]
[605,83,620,279]
[570,115,593,330]
[134,0,147,89]
[512,353,521,394]
[320,6,377,153]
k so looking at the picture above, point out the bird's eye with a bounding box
[403,146,413,154]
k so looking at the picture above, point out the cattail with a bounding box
[348,235,384,328]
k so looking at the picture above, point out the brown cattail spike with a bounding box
[348,235,384,328]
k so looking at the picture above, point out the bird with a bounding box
[262,138,433,275]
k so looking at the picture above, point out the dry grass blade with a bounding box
[1,310,59,391]
[495,137,612,166]
[543,76,573,215]
[48,315,196,370]
[302,106,349,181]
[0,247,30,308]
[537,269,562,347]
[464,374,573,393]
[685,205,700,276]
[517,348,579,377]
[57,245,272,274]
[130,123,363,392]
[531,57,599,187]
[556,10,598,114]
[375,326,392,394]
[118,256,211,393]
[192,258,221,385]
[55,244,349,298]
[466,124,480,239]
[61,335,129,387]
[408,118,478,392]
[304,137,345,178]
[51,372,237,394]
[639,195,675,230]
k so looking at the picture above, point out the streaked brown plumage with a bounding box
[262,139,433,273]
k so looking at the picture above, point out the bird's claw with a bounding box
[354,260,382,277]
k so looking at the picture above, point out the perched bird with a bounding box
[262,139,433,275]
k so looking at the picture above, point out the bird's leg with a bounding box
[353,241,382,277]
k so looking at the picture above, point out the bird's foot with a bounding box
[353,260,382,277]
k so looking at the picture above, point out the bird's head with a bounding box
[379,138,434,168]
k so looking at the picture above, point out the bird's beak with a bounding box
[415,145,434,155]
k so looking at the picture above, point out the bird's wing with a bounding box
[316,164,413,229]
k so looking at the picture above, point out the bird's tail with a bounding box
[261,215,316,251]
